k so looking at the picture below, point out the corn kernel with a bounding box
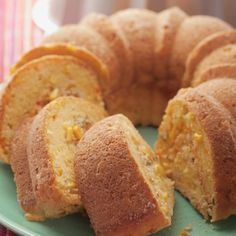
[185,112,194,121]
[162,192,168,200]
[65,126,73,142]
[155,163,165,176]
[57,168,63,176]
[64,123,83,142]
[67,182,77,188]
[73,125,82,140]
[67,45,78,52]
[193,132,203,142]
[49,88,59,101]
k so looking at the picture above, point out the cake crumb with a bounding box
[184,224,192,231]
[179,224,192,236]
[179,231,190,236]
[25,213,45,221]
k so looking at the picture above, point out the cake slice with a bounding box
[80,13,133,89]
[10,118,44,221]
[183,30,236,87]
[111,9,157,84]
[156,79,236,221]
[11,96,107,220]
[10,44,108,82]
[193,64,236,86]
[42,25,118,95]
[0,54,104,163]
[75,114,174,236]
[155,7,188,86]
[169,15,232,92]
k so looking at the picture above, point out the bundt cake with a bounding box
[0,48,106,163]
[11,96,107,220]
[75,114,174,236]
[0,6,235,228]
[156,78,236,221]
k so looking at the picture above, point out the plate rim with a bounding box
[0,211,40,236]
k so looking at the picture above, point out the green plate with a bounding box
[0,127,236,236]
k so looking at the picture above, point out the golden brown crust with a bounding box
[183,30,236,87]
[155,7,188,86]
[193,64,236,86]
[27,106,71,216]
[10,118,40,215]
[80,13,133,90]
[10,44,108,83]
[192,78,236,137]
[0,81,10,163]
[0,102,8,163]
[177,79,236,221]
[111,9,157,84]
[110,16,134,88]
[75,115,170,236]
[169,16,232,92]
